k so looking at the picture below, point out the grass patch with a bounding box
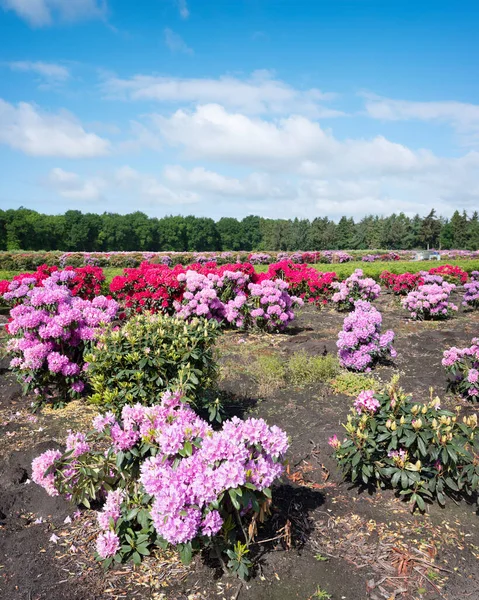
[287,351,340,385]
[249,351,341,395]
[251,354,286,396]
[330,372,381,396]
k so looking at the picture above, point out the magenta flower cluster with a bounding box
[5,271,118,403]
[247,278,303,332]
[32,390,289,559]
[442,338,479,402]
[331,269,381,310]
[401,281,458,320]
[336,300,396,372]
[353,389,380,414]
[175,270,302,332]
[463,277,479,309]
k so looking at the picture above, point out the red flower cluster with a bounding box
[301,252,321,264]
[429,264,468,285]
[110,263,185,316]
[266,260,337,305]
[380,271,424,295]
[0,264,105,302]
[109,261,263,317]
[64,266,105,300]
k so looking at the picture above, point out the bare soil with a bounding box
[1,294,478,600]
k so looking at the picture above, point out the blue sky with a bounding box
[1,0,478,220]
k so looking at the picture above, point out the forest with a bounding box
[1,207,478,252]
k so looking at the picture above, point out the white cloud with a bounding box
[153,103,435,176]
[103,70,341,117]
[1,0,107,27]
[164,165,292,198]
[114,166,199,204]
[47,167,105,199]
[362,93,479,145]
[6,60,71,82]
[175,0,189,19]
[164,28,193,55]
[0,98,111,157]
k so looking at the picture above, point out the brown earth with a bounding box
[0,294,478,600]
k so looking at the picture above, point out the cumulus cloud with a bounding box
[163,165,292,198]
[47,167,105,200]
[164,28,194,55]
[152,103,436,176]
[114,166,199,204]
[102,70,342,117]
[362,92,479,145]
[0,98,111,157]
[1,0,107,27]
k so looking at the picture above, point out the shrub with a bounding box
[429,264,468,285]
[331,269,381,311]
[329,379,479,510]
[5,271,118,408]
[401,282,458,320]
[31,391,289,577]
[442,338,479,403]
[336,300,396,372]
[380,271,423,296]
[246,278,303,332]
[463,278,479,309]
[266,261,336,307]
[85,313,221,415]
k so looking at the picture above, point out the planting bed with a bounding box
[1,292,479,599]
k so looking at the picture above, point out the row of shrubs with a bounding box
[1,248,479,271]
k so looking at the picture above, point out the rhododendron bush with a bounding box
[5,271,117,407]
[331,269,381,311]
[86,313,221,416]
[336,300,396,372]
[110,262,302,331]
[31,391,289,576]
[329,379,479,510]
[265,260,337,307]
[442,338,479,403]
[380,271,423,296]
[401,281,458,320]
[1,264,105,305]
[463,272,479,309]
[429,264,468,285]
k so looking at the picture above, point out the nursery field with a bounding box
[1,284,479,600]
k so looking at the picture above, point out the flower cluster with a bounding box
[380,271,424,295]
[1,264,105,304]
[463,278,479,309]
[429,264,468,285]
[442,338,479,402]
[401,281,458,320]
[329,380,479,510]
[336,300,396,372]
[31,391,289,569]
[331,269,381,310]
[5,271,117,406]
[248,253,272,264]
[247,278,303,331]
[265,260,337,307]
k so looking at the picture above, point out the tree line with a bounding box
[0,208,478,252]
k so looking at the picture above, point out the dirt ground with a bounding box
[1,292,478,600]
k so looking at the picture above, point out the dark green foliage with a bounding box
[331,379,479,510]
[85,314,221,413]
[0,207,478,252]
